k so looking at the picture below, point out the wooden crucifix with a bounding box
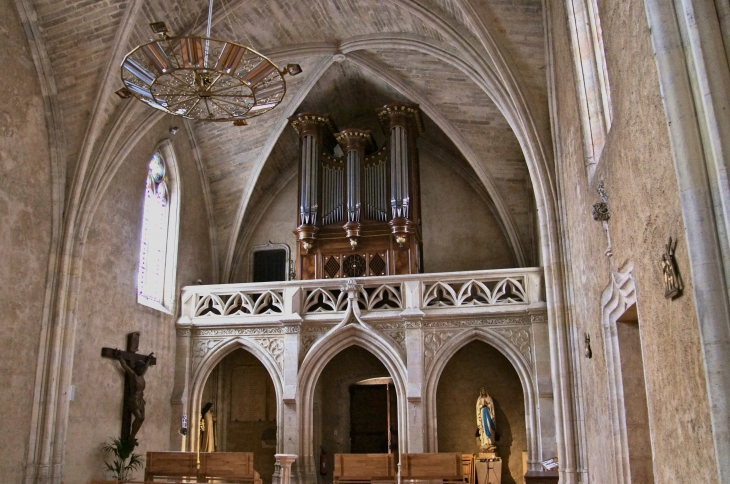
[101,332,156,443]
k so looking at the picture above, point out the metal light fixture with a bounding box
[118,0,301,124]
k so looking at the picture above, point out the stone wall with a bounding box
[436,341,526,484]
[0,0,53,481]
[63,119,214,483]
[235,178,298,283]
[549,0,718,481]
[420,149,516,272]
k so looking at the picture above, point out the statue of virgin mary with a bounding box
[476,388,496,450]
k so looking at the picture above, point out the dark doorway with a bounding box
[617,304,655,483]
[253,249,287,282]
[349,380,397,454]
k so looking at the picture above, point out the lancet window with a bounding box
[137,143,180,312]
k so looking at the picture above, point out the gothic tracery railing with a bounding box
[181,268,543,321]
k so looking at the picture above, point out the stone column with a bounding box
[531,313,555,470]
[273,454,298,484]
[171,317,192,451]
[402,281,426,453]
[279,316,302,479]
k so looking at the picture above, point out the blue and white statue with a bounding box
[476,387,496,451]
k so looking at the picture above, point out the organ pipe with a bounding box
[290,104,423,280]
[347,150,361,222]
[300,135,319,225]
[390,126,409,220]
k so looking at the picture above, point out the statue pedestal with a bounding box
[475,455,502,484]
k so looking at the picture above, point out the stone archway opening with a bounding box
[201,348,278,484]
[436,341,527,484]
[313,345,399,484]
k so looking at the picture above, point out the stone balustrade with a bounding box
[180,267,545,324]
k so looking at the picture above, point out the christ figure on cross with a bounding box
[114,349,154,441]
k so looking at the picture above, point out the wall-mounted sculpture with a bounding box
[290,103,424,280]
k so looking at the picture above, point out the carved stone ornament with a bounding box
[388,330,406,353]
[592,180,610,222]
[196,327,285,337]
[422,316,531,328]
[424,331,454,369]
[300,334,321,358]
[592,202,610,222]
[192,339,223,370]
[494,328,532,363]
[256,337,285,371]
[584,332,593,359]
[662,237,684,299]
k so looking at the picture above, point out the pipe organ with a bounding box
[290,103,424,280]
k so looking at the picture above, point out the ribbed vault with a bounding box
[26,0,547,282]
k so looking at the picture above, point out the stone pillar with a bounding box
[171,317,192,451]
[274,454,298,484]
[280,320,301,451]
[279,317,302,479]
[531,314,555,470]
[402,304,426,453]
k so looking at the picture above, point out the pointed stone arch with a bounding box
[186,337,285,453]
[424,327,541,471]
[225,32,534,276]
[297,324,408,481]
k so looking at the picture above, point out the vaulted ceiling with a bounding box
[25,0,550,282]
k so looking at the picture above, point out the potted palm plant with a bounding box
[100,437,144,483]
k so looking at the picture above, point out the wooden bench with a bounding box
[400,453,463,483]
[334,453,465,484]
[524,470,559,483]
[462,454,475,484]
[144,452,262,483]
[334,453,396,483]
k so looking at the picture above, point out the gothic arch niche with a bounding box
[435,341,526,484]
[313,346,397,484]
[298,326,408,483]
[188,338,284,483]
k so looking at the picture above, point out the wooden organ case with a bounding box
[291,103,424,280]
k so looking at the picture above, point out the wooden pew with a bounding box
[144,452,198,482]
[462,454,475,484]
[400,453,463,483]
[144,452,262,483]
[334,453,465,484]
[334,453,396,483]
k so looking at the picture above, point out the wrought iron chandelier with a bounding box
[117,0,301,125]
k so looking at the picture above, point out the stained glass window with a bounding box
[138,153,170,305]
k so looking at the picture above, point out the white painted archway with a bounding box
[186,337,285,453]
[424,328,541,471]
[296,324,408,481]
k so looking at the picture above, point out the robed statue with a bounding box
[476,388,496,450]
[200,402,216,452]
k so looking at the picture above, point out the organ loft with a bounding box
[290,103,425,280]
